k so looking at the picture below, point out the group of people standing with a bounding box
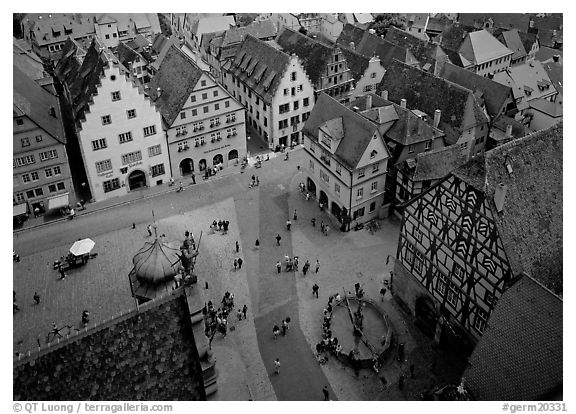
[211,219,231,234]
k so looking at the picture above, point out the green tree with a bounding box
[370,14,406,37]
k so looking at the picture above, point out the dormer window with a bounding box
[370,150,377,159]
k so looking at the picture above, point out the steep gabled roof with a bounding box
[494,60,557,102]
[377,59,488,143]
[458,13,531,32]
[385,26,447,67]
[13,65,65,144]
[116,41,143,69]
[464,275,562,400]
[413,144,468,181]
[222,19,276,47]
[302,93,384,170]
[336,23,367,50]
[439,22,478,51]
[437,61,513,118]
[498,29,527,61]
[340,48,370,79]
[148,45,203,126]
[226,34,291,103]
[275,27,334,86]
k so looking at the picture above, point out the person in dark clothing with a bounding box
[237,257,243,269]
[58,265,66,280]
[235,241,240,253]
[255,239,260,248]
[242,304,248,319]
[312,283,319,298]
[33,292,40,305]
[276,234,282,245]
[322,386,330,401]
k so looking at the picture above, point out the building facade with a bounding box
[223,35,315,149]
[150,45,247,178]
[302,93,391,229]
[13,66,75,218]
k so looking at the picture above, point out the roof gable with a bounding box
[275,27,334,86]
[413,144,468,181]
[148,45,203,126]
[385,26,445,66]
[459,29,513,64]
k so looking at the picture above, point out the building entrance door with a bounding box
[128,170,147,190]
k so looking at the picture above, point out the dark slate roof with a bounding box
[413,145,468,181]
[458,13,531,32]
[439,22,477,51]
[116,41,142,69]
[225,34,291,103]
[13,65,66,144]
[454,123,563,293]
[518,31,539,56]
[222,19,277,47]
[148,45,203,126]
[377,59,488,143]
[13,289,206,401]
[54,38,84,93]
[541,59,563,95]
[535,46,562,62]
[341,48,370,79]
[492,114,526,138]
[497,29,527,61]
[302,93,383,170]
[384,27,446,67]
[436,61,513,118]
[275,27,334,86]
[464,275,562,400]
[426,15,453,34]
[336,23,366,50]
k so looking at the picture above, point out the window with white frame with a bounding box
[21,137,30,147]
[45,168,53,178]
[372,162,379,173]
[150,163,165,177]
[53,166,61,175]
[227,127,237,137]
[425,140,432,151]
[436,273,447,295]
[446,282,459,307]
[15,193,25,203]
[320,170,329,184]
[103,178,121,193]
[121,150,142,165]
[178,141,188,150]
[95,159,113,173]
[91,139,107,151]
[226,114,236,123]
[176,126,187,136]
[210,117,220,127]
[148,145,162,157]
[452,263,466,281]
[143,125,157,137]
[309,160,314,170]
[334,183,340,194]
[35,135,43,142]
[127,109,136,119]
[14,155,35,167]
[39,149,58,161]
[358,168,365,178]
[180,111,186,119]
[22,173,30,183]
[473,308,488,333]
[408,144,415,153]
[356,187,364,199]
[118,132,133,144]
[101,115,112,125]
[414,227,423,243]
[335,163,341,175]
[111,91,121,101]
[371,181,377,192]
[31,172,39,181]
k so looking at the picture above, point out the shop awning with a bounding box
[13,203,28,217]
[47,192,70,210]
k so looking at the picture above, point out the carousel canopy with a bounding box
[132,238,181,285]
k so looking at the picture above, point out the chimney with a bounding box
[381,90,388,100]
[506,124,513,137]
[49,106,56,117]
[366,94,372,110]
[400,98,407,109]
[157,87,162,97]
[433,109,441,128]
[553,54,560,62]
[349,41,355,51]
[494,183,508,212]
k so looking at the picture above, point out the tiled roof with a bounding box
[529,97,562,117]
[116,41,141,69]
[14,289,206,401]
[491,114,526,139]
[302,93,384,170]
[413,144,468,181]
[439,22,477,52]
[193,15,235,38]
[226,34,291,103]
[426,15,453,33]
[13,37,45,80]
[336,23,366,50]
[340,48,370,79]
[493,61,557,103]
[464,275,562,400]
[222,19,276,47]
[377,59,488,143]
[541,59,563,95]
[275,27,334,86]
[459,30,513,65]
[13,65,65,145]
[437,61,513,119]
[498,29,527,61]
[517,31,538,56]
[150,35,180,72]
[385,27,447,67]
[22,13,96,47]
[535,46,562,62]
[148,45,203,126]
[54,38,84,92]
[458,13,531,32]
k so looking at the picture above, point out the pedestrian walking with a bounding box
[293,256,299,271]
[315,259,320,273]
[235,241,240,253]
[293,209,298,220]
[191,172,196,184]
[256,176,260,185]
[255,239,260,248]
[33,292,40,305]
[237,257,243,269]
[242,304,248,319]
[234,258,238,271]
[286,219,291,231]
[252,174,255,182]
[276,261,282,274]
[303,262,308,276]
[218,220,223,231]
[237,308,243,320]
[58,265,66,280]
[380,287,387,301]
[273,325,280,339]
[147,224,152,237]
[325,225,330,236]
[323,386,330,401]
[311,217,316,227]
[274,358,281,374]
[276,234,282,245]
[312,283,319,298]
[281,319,287,336]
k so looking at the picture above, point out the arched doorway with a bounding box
[415,296,437,338]
[179,158,194,176]
[228,149,238,161]
[213,154,223,167]
[306,178,317,197]
[199,159,207,171]
[319,190,328,209]
[331,202,342,222]
[128,169,147,190]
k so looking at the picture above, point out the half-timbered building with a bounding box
[392,122,562,348]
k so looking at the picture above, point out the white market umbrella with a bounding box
[69,238,95,256]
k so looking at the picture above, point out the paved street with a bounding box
[13,148,463,401]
